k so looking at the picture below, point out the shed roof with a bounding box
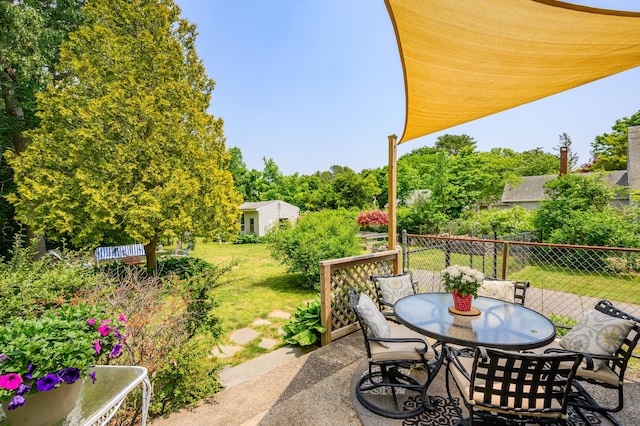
[238,200,299,211]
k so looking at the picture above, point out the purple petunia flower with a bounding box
[36,373,60,392]
[110,343,122,358]
[94,338,102,354]
[87,318,96,326]
[25,363,35,380]
[58,367,81,384]
[7,394,25,410]
[0,373,22,390]
[0,354,11,363]
[89,370,97,384]
[97,324,112,337]
[15,383,31,395]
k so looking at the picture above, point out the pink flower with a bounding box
[0,373,23,390]
[87,318,96,326]
[94,339,102,355]
[97,325,112,337]
[118,314,127,323]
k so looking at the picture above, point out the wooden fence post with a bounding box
[320,261,332,346]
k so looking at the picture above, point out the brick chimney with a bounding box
[628,126,640,202]
[559,146,568,175]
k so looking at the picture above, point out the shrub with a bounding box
[282,297,325,346]
[0,241,99,322]
[267,209,360,289]
[178,260,236,337]
[157,257,217,279]
[233,234,264,244]
[149,334,221,417]
[457,206,534,236]
[548,313,577,338]
[357,210,388,231]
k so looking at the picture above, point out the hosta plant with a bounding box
[282,297,326,346]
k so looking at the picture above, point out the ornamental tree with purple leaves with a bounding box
[0,304,128,411]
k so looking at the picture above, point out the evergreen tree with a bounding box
[7,0,241,269]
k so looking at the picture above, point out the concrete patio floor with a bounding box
[150,331,640,426]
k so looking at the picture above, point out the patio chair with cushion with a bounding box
[540,300,640,426]
[370,273,416,321]
[478,277,529,306]
[446,346,584,425]
[348,288,438,418]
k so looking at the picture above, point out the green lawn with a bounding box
[189,238,316,365]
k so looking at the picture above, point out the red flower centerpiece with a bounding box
[441,265,484,312]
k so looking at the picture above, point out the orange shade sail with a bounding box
[385,0,640,143]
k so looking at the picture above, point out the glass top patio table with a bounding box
[394,293,556,350]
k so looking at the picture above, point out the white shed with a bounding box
[238,200,300,237]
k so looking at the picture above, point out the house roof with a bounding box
[501,171,628,203]
[384,0,640,143]
[238,200,299,211]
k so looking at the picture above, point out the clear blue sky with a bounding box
[175,0,640,176]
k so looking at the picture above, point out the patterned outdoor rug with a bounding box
[399,395,601,425]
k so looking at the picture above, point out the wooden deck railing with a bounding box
[319,249,401,345]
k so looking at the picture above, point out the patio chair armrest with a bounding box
[448,348,473,381]
[380,300,394,309]
[543,347,595,370]
[369,336,428,347]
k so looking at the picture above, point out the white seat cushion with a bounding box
[478,279,515,303]
[368,322,435,362]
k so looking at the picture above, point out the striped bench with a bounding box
[95,244,145,266]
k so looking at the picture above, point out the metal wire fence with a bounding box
[402,232,640,327]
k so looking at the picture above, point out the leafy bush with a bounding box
[282,297,325,346]
[548,313,577,338]
[0,241,99,322]
[157,257,217,279]
[178,261,236,337]
[267,209,360,289]
[397,203,448,235]
[457,206,534,235]
[149,334,221,417]
[233,234,264,244]
[548,207,640,249]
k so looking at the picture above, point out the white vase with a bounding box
[1,380,82,426]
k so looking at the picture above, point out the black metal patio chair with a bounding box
[370,273,416,322]
[348,288,438,418]
[479,277,529,306]
[446,346,584,425]
[540,300,640,426]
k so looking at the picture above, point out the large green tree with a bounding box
[532,174,614,242]
[434,133,477,155]
[0,0,86,255]
[588,110,640,171]
[7,0,241,268]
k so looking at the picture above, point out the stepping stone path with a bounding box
[214,310,292,359]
